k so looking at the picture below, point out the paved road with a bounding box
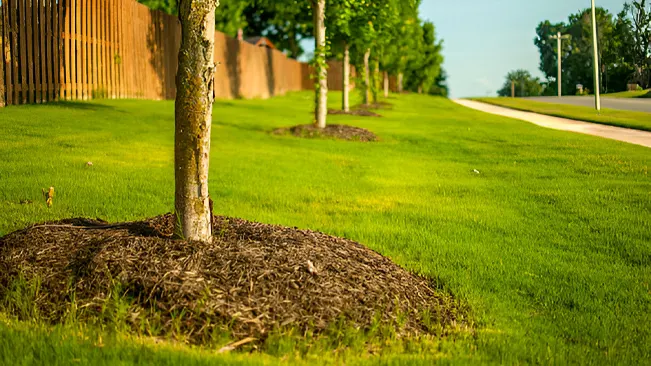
[524,96,651,113]
[454,99,651,148]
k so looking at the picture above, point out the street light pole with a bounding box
[550,32,570,97]
[557,33,561,97]
[591,0,601,111]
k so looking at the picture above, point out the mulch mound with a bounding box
[328,109,382,117]
[273,124,378,142]
[357,102,393,110]
[0,215,467,343]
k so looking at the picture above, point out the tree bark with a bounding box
[174,0,217,242]
[383,71,389,98]
[342,41,350,112]
[398,72,403,93]
[314,0,327,129]
[363,48,370,105]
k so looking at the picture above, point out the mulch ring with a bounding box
[328,108,382,117]
[356,101,393,110]
[273,124,378,142]
[0,214,470,344]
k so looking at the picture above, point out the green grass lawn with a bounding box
[0,92,649,364]
[473,97,651,132]
[604,89,651,98]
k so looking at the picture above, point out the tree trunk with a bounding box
[372,60,379,103]
[314,0,327,128]
[398,72,403,93]
[418,85,423,94]
[288,31,299,59]
[342,41,350,112]
[174,0,217,242]
[363,48,370,105]
[383,71,389,98]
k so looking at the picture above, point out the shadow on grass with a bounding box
[42,101,117,111]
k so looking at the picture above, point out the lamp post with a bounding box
[591,0,601,111]
[550,32,570,97]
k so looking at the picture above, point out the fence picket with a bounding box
[39,0,46,102]
[1,0,9,106]
[55,0,61,100]
[41,0,54,101]
[99,0,105,97]
[10,0,18,103]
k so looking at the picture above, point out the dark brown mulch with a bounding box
[0,215,468,342]
[328,108,382,117]
[273,124,378,142]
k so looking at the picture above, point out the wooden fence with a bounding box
[0,0,361,107]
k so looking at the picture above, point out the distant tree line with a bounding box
[499,0,650,97]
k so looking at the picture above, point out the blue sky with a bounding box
[420,0,628,98]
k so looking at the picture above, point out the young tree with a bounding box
[392,2,422,93]
[348,9,376,105]
[348,0,394,105]
[404,22,443,94]
[378,0,419,97]
[328,0,357,112]
[174,0,219,242]
[367,0,400,103]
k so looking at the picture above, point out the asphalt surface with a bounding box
[454,99,651,148]
[524,96,651,113]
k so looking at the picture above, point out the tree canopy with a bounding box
[534,1,651,95]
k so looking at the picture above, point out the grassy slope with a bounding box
[0,92,649,364]
[604,89,651,98]
[473,97,651,132]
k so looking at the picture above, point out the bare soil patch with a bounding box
[273,124,378,142]
[0,215,468,343]
[328,108,382,117]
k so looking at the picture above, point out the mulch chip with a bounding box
[0,214,466,342]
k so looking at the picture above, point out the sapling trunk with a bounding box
[314,0,327,128]
[174,0,218,242]
[342,41,350,112]
[383,71,389,98]
[363,48,370,105]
